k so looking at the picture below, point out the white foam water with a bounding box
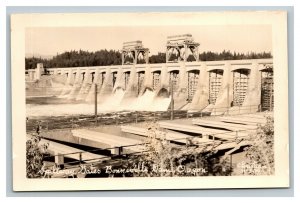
[26,89,171,117]
[98,88,125,111]
[151,96,171,111]
[129,89,155,111]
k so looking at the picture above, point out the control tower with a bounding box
[166,34,200,62]
[121,41,149,65]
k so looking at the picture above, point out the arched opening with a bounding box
[232,69,250,106]
[137,71,145,95]
[157,88,169,98]
[169,70,180,92]
[98,72,106,86]
[142,87,153,95]
[91,72,95,83]
[73,72,76,81]
[114,86,125,93]
[123,71,130,90]
[152,70,161,91]
[81,72,85,82]
[187,70,200,102]
[261,66,273,111]
[111,71,117,87]
[209,69,224,104]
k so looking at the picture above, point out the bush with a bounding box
[124,122,232,177]
[26,135,48,178]
[242,116,274,175]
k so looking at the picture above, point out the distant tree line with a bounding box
[25,49,272,69]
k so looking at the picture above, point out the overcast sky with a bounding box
[26,25,272,58]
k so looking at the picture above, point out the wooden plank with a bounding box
[158,121,245,140]
[72,129,145,153]
[26,135,108,163]
[121,125,214,145]
[216,140,251,151]
[240,113,273,120]
[220,116,266,125]
[192,119,258,131]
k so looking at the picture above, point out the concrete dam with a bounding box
[26,35,274,115]
[26,58,273,114]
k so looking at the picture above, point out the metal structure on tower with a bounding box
[121,41,149,65]
[166,34,200,63]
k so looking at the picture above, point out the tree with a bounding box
[26,135,48,178]
[149,52,166,63]
[25,50,273,69]
[125,122,232,177]
[240,116,274,175]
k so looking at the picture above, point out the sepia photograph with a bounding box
[11,11,289,191]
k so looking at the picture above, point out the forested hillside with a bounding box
[25,49,272,70]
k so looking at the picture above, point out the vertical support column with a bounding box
[242,60,261,113]
[95,84,97,120]
[134,50,138,64]
[113,66,124,92]
[55,153,64,169]
[212,62,233,115]
[160,64,169,89]
[189,63,209,111]
[86,69,100,102]
[195,46,199,62]
[166,47,169,63]
[76,69,91,100]
[122,65,139,101]
[172,62,188,109]
[121,52,125,65]
[36,63,43,80]
[99,67,113,98]
[184,45,187,62]
[145,51,149,64]
[177,47,181,62]
[53,69,58,75]
[67,68,81,100]
[142,63,152,92]
[170,79,174,120]
[29,71,34,81]
[66,70,73,85]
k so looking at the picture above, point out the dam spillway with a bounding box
[26,58,273,116]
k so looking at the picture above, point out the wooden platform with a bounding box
[192,119,258,131]
[219,116,267,125]
[158,121,250,140]
[72,129,146,154]
[121,125,214,145]
[240,114,266,120]
[27,135,108,163]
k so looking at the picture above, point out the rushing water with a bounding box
[26,89,171,117]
